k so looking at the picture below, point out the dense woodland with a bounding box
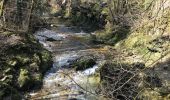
[0,0,170,100]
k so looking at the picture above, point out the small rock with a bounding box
[46,38,57,41]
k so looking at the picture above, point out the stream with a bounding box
[29,25,108,100]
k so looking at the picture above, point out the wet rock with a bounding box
[46,37,58,41]
[71,56,96,71]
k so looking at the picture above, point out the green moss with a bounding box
[72,56,96,71]
[16,55,30,65]
[31,73,43,87]
[6,60,17,67]
[17,69,30,89]
[95,24,130,45]
[33,73,42,82]
[41,50,51,62]
[32,54,41,64]
[39,50,52,73]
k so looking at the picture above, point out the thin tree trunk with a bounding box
[0,0,4,16]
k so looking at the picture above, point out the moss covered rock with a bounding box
[71,56,96,71]
[0,32,52,99]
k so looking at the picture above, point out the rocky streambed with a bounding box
[29,25,110,100]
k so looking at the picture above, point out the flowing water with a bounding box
[30,25,108,100]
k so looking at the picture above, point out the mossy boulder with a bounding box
[71,56,96,71]
[0,32,52,99]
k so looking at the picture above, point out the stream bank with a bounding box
[0,31,53,99]
[28,25,112,100]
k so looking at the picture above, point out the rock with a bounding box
[46,38,57,41]
[71,56,96,71]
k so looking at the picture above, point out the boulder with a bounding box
[71,56,96,71]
